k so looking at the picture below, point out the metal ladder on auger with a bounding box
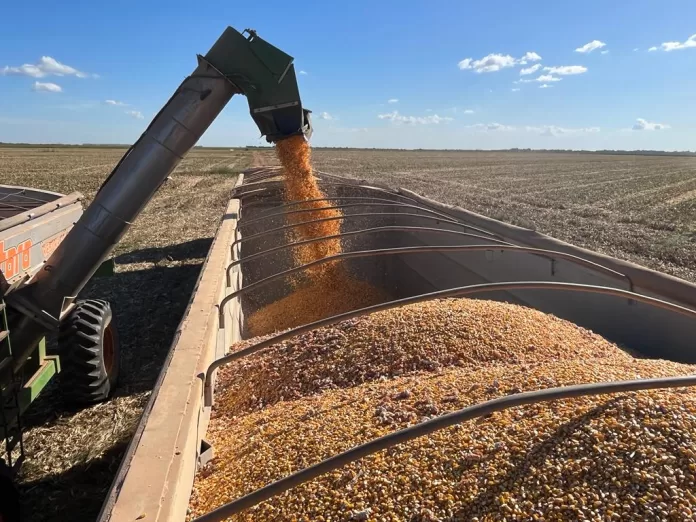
[0,299,24,472]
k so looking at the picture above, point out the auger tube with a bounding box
[8,26,311,369]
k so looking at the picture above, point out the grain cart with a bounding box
[6,25,696,522]
[96,166,696,522]
[0,27,312,521]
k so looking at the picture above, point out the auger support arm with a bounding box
[206,27,312,142]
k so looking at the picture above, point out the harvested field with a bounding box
[310,150,696,283]
[0,145,250,521]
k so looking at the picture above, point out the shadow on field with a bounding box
[114,237,213,264]
[451,398,620,520]
[18,442,128,522]
[18,238,213,521]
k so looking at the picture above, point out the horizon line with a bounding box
[1,142,694,156]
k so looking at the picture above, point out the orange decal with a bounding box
[41,230,68,260]
[0,239,32,279]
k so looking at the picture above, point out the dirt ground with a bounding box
[1,146,694,521]
[312,150,696,283]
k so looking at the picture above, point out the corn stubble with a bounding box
[190,298,696,521]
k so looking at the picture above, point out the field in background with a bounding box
[1,146,694,520]
[0,146,249,521]
[312,150,696,283]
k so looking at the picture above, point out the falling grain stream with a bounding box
[247,136,386,336]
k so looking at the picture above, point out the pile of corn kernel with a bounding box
[189,299,696,521]
[246,270,388,337]
[227,298,631,414]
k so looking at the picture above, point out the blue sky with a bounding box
[1,0,694,150]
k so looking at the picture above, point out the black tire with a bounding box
[58,299,120,405]
[0,460,20,522]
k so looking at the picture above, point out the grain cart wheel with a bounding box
[0,460,20,522]
[58,299,120,405]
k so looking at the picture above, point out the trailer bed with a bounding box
[98,167,696,522]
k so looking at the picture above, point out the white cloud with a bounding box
[648,46,658,52]
[469,122,515,131]
[33,81,62,93]
[520,64,542,75]
[511,88,521,92]
[39,56,81,76]
[1,56,93,78]
[527,125,600,136]
[318,111,334,120]
[633,48,640,52]
[458,51,542,73]
[519,51,542,64]
[600,50,609,55]
[299,70,308,75]
[387,98,399,104]
[652,33,696,52]
[447,107,473,114]
[519,74,562,84]
[519,75,560,84]
[536,74,562,82]
[539,84,553,89]
[575,40,606,53]
[543,65,587,75]
[632,118,669,131]
[2,64,43,77]
[458,53,516,73]
[105,99,127,106]
[126,110,144,120]
[378,111,453,125]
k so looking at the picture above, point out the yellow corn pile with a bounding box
[188,299,696,521]
[246,271,388,337]
[225,299,630,415]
